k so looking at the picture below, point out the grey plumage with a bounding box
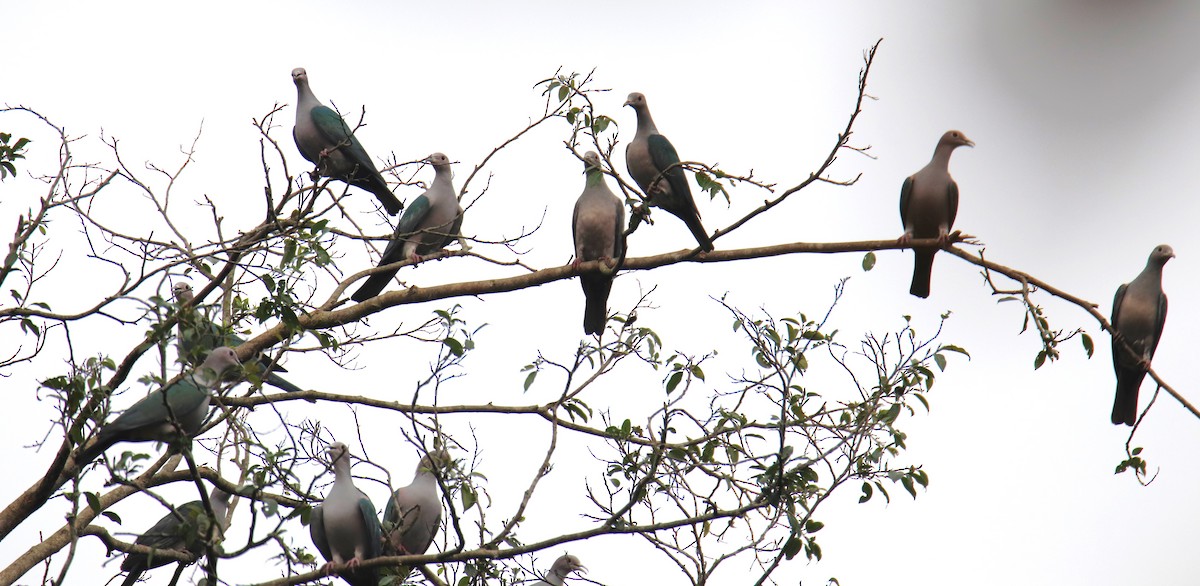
[382,450,449,582]
[898,130,974,298]
[572,152,626,335]
[534,554,587,586]
[120,485,232,586]
[82,348,241,465]
[310,442,383,586]
[1111,244,1174,426]
[624,92,714,252]
[351,153,464,302]
[292,67,403,216]
[173,283,306,396]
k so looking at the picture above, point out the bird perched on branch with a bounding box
[119,484,233,586]
[173,282,304,396]
[309,441,383,586]
[625,92,714,252]
[292,67,403,215]
[898,130,974,298]
[572,151,625,335]
[351,153,464,302]
[1110,244,1174,426]
[79,347,241,466]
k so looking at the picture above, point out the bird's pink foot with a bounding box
[321,562,336,576]
[571,258,583,271]
[409,253,423,264]
[898,233,912,246]
[346,558,361,570]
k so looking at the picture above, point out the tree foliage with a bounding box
[0,41,1183,586]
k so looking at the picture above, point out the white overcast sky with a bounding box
[4,1,1200,585]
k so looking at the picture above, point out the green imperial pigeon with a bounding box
[382,450,449,582]
[119,485,232,586]
[534,554,587,586]
[292,67,403,216]
[1110,244,1174,426]
[351,153,464,302]
[624,92,714,252]
[172,283,304,396]
[81,347,241,465]
[310,441,383,586]
[898,130,974,298]
[572,152,625,335]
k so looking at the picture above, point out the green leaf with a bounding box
[862,251,876,271]
[443,337,464,357]
[523,370,537,392]
[101,510,122,524]
[782,536,803,560]
[934,353,947,372]
[858,482,873,503]
[84,491,102,512]
[666,371,683,393]
[462,486,478,510]
[1033,350,1046,370]
[805,519,824,533]
[1081,333,1094,358]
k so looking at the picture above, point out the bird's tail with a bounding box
[581,275,614,335]
[77,433,118,470]
[909,249,936,298]
[266,372,306,396]
[351,271,396,303]
[120,568,144,586]
[681,213,714,252]
[1111,369,1146,426]
[369,180,403,216]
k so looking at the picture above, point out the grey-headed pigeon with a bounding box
[535,554,587,586]
[1111,244,1174,426]
[898,130,974,298]
[309,441,383,586]
[81,347,241,465]
[382,450,449,582]
[120,485,232,586]
[292,67,403,216]
[572,151,625,335]
[173,283,304,396]
[351,153,463,302]
[624,92,713,252]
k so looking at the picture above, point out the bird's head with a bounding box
[172,282,194,303]
[291,68,308,86]
[425,152,451,167]
[1151,244,1176,265]
[582,151,603,174]
[624,92,646,110]
[552,554,587,579]
[327,441,351,467]
[939,129,975,149]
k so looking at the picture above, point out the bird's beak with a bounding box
[623,99,633,107]
[964,139,976,148]
[578,565,588,574]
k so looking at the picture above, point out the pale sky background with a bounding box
[4,1,1200,585]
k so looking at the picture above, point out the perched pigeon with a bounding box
[382,450,450,582]
[81,347,241,465]
[350,153,464,302]
[534,554,587,586]
[624,92,713,252]
[898,130,974,298]
[310,442,383,586]
[120,485,232,586]
[292,67,403,216]
[173,283,305,396]
[1110,244,1174,426]
[572,152,625,335]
